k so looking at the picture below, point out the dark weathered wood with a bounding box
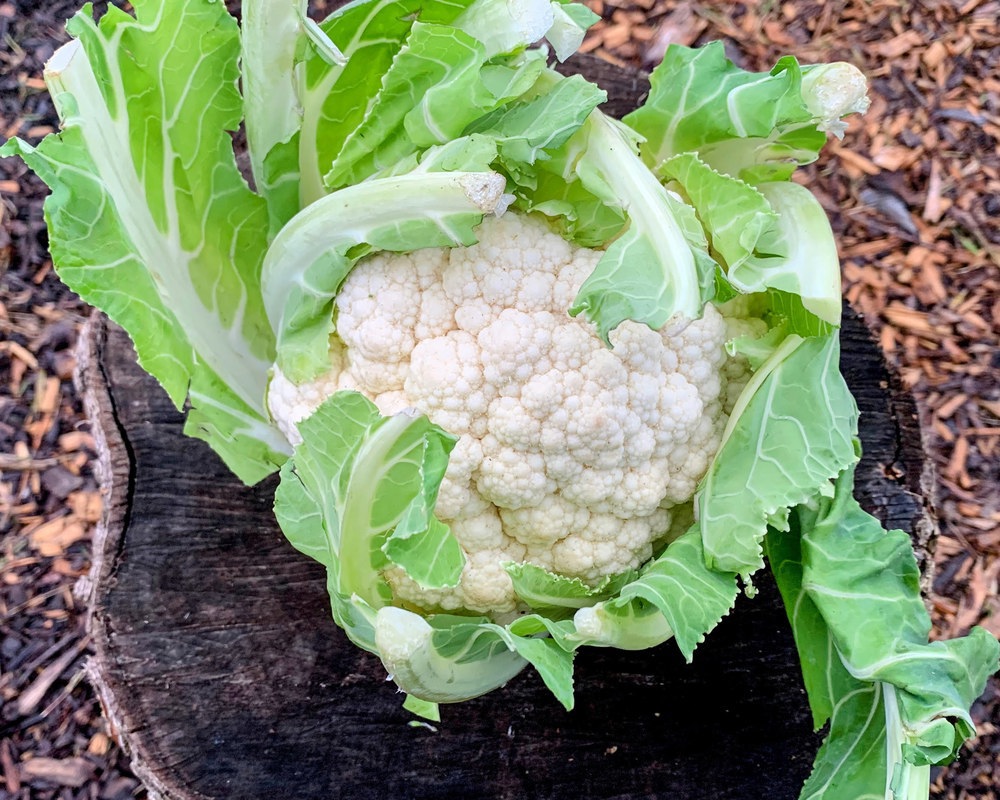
[78,306,933,800]
[77,56,934,800]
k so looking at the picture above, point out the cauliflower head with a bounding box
[268,213,761,616]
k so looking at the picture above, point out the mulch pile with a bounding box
[0,0,997,797]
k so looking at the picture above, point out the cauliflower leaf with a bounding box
[0,0,290,484]
[276,391,464,610]
[765,473,1000,798]
[625,42,868,183]
[698,333,859,579]
[573,526,738,659]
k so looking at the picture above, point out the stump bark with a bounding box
[76,55,935,800]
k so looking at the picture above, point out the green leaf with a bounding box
[286,0,478,208]
[764,519,837,728]
[737,182,843,327]
[505,562,636,616]
[274,458,381,653]
[289,0,577,206]
[765,475,1000,799]
[274,459,331,570]
[605,526,738,660]
[521,166,626,247]
[625,43,828,180]
[478,56,548,107]
[766,290,837,338]
[660,152,778,273]
[569,526,737,658]
[277,391,461,609]
[370,134,500,179]
[495,631,576,710]
[572,597,675,652]
[379,608,578,710]
[803,673,904,800]
[240,0,307,225]
[560,112,717,340]
[661,156,842,329]
[403,693,441,722]
[452,0,557,60]
[383,502,465,591]
[507,614,580,652]
[699,334,859,578]
[324,22,495,189]
[322,17,601,190]
[546,0,600,61]
[468,72,606,169]
[383,609,580,711]
[799,490,1000,764]
[260,168,507,381]
[1,0,288,484]
[374,607,529,703]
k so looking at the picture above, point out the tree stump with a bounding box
[76,56,934,800]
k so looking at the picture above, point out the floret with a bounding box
[268,213,757,615]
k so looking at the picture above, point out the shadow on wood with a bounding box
[76,55,933,800]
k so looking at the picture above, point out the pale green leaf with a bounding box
[286,0,478,207]
[384,508,465,590]
[699,334,858,577]
[659,151,777,272]
[505,562,636,616]
[403,693,441,722]
[799,491,1000,765]
[496,631,576,710]
[661,156,843,329]
[324,22,493,189]
[546,0,600,61]
[612,526,738,660]
[1,0,288,483]
[572,598,675,652]
[570,527,737,657]
[468,72,606,169]
[240,0,306,221]
[375,607,528,703]
[563,112,716,339]
[278,391,460,609]
[625,42,827,180]
[452,0,554,59]
[260,169,506,381]
[764,476,1000,800]
[764,523,833,727]
[736,182,843,327]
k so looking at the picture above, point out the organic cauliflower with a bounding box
[23,4,996,785]
[269,213,762,616]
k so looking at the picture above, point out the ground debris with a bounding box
[18,756,95,788]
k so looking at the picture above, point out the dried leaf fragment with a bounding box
[26,516,88,557]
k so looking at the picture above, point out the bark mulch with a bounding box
[0,0,997,798]
[1,1,143,797]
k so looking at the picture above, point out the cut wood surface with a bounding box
[78,303,932,800]
[76,57,934,800]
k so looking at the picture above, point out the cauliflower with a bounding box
[24,3,994,781]
[269,213,760,616]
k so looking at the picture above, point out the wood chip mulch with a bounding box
[1,0,997,798]
[1,1,144,797]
